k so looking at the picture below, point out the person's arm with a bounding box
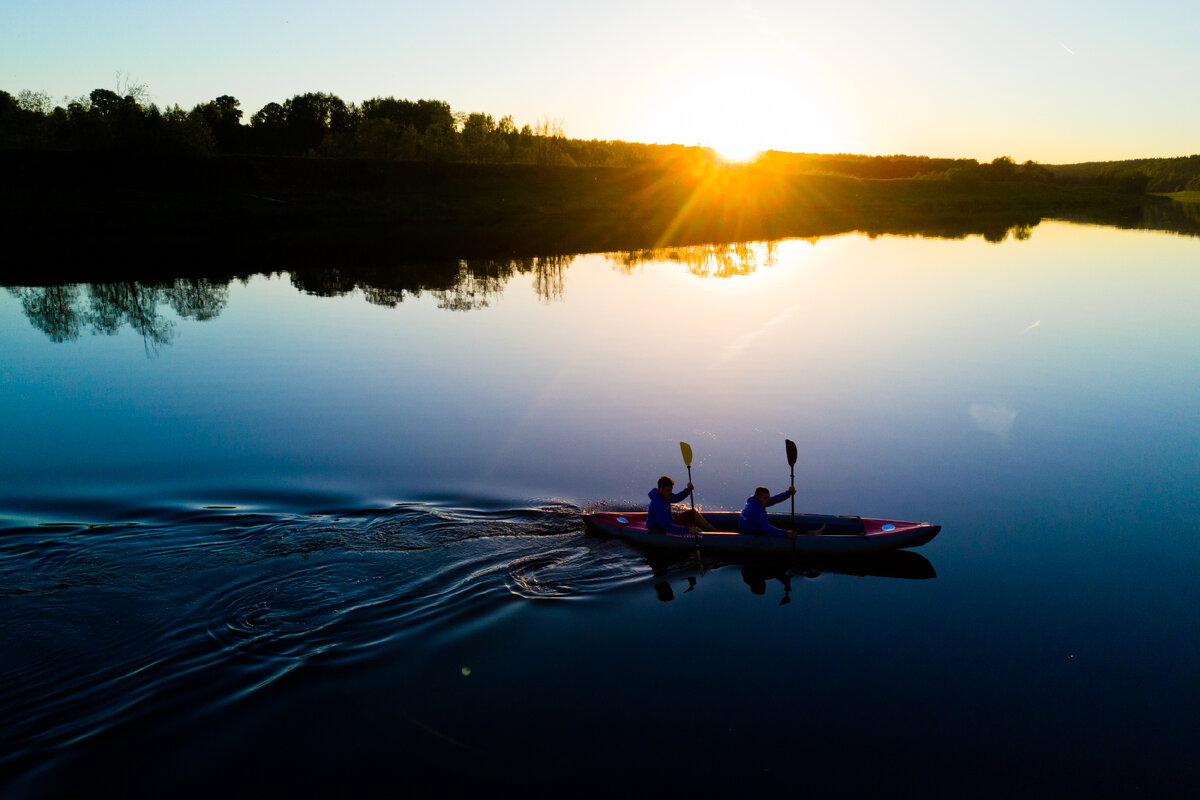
[767,490,791,507]
[670,486,693,503]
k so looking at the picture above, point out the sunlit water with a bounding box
[2,221,1198,795]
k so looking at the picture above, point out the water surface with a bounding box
[2,221,1198,795]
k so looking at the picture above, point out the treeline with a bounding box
[0,87,711,167]
[4,84,1070,182]
[756,151,1051,182]
[8,84,1195,197]
[1050,155,1200,193]
[6,85,1196,194]
[755,151,1200,193]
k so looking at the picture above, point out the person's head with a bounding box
[657,476,675,494]
[754,486,771,505]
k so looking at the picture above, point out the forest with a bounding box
[1050,156,1200,193]
[4,83,1195,276]
[7,84,1194,189]
[0,86,712,168]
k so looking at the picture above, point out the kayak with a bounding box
[582,510,940,555]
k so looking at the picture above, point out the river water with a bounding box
[2,219,1198,796]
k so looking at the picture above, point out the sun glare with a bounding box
[635,61,846,160]
[711,134,768,164]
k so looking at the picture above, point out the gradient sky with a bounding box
[3,0,1196,163]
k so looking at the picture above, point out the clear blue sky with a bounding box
[3,0,1196,163]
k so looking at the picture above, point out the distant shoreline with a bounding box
[3,150,1170,280]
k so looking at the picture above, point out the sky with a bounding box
[3,0,1197,164]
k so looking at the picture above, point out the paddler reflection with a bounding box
[647,551,936,602]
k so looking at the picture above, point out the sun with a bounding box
[709,129,771,163]
[634,60,847,159]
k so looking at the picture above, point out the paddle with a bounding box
[679,441,703,565]
[679,441,695,513]
[785,438,797,527]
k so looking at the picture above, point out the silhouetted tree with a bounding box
[192,95,244,153]
[0,90,26,147]
[1018,159,1050,181]
[282,92,353,155]
[249,101,287,153]
[985,156,1018,181]
[533,117,572,166]
[356,117,401,160]
[461,112,508,162]
[1100,168,1151,194]
[161,104,214,156]
[361,97,452,134]
[88,88,122,116]
[422,119,460,162]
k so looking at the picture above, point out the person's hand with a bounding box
[686,482,694,491]
[788,530,799,539]
[689,525,701,535]
[788,486,797,495]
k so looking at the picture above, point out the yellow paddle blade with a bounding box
[679,441,693,467]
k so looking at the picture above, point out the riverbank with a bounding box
[1159,190,1200,203]
[3,150,1160,279]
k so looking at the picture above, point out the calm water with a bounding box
[2,221,1199,796]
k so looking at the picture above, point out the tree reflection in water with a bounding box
[0,222,1053,350]
[8,279,228,354]
[290,254,574,312]
[9,284,83,343]
[605,240,779,278]
[431,255,572,310]
[17,206,1184,348]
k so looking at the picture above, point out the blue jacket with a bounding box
[647,487,692,534]
[738,491,793,536]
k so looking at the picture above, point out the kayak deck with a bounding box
[583,510,940,555]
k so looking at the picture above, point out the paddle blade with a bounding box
[679,441,693,467]
[785,438,798,466]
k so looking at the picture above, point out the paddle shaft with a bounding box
[786,438,798,528]
[790,463,795,523]
[686,462,700,563]
[685,460,700,559]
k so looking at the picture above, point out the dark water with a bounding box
[3,221,1199,795]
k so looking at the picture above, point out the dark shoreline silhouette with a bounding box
[2,150,1169,284]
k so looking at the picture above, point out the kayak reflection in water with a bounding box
[738,486,799,538]
[647,476,717,534]
[741,565,794,605]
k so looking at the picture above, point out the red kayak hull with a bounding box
[583,510,940,555]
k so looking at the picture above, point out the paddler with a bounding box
[738,485,798,538]
[647,476,716,534]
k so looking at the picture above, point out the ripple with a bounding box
[505,542,646,599]
[1,497,649,779]
[203,566,348,659]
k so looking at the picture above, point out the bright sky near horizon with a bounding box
[3,0,1196,164]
